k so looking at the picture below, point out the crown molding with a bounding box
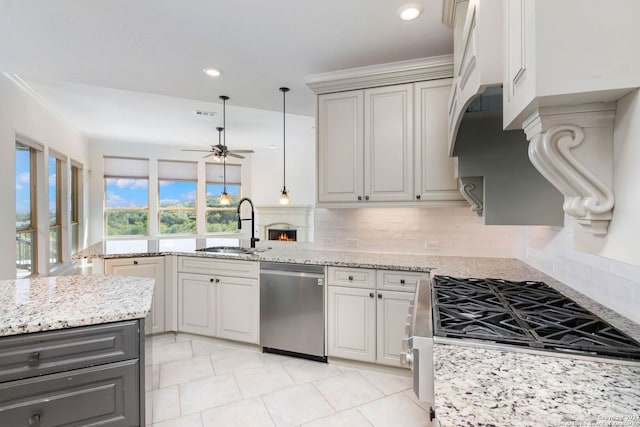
[305,55,454,94]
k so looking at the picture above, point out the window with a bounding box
[70,162,81,254]
[158,160,197,235]
[15,141,38,278]
[48,154,63,265]
[104,157,149,236]
[206,162,241,233]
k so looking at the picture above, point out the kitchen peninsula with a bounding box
[76,239,640,426]
[0,275,154,425]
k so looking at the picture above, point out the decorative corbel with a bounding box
[458,176,484,217]
[523,103,615,235]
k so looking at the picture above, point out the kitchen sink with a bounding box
[196,246,256,255]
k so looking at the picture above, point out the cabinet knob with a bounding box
[416,194,421,200]
[364,195,370,200]
[133,260,138,265]
[210,278,214,283]
[357,196,362,201]
[369,292,374,298]
[27,351,40,366]
[215,278,220,283]
[378,293,382,299]
[348,275,353,281]
[400,279,406,285]
[29,413,41,425]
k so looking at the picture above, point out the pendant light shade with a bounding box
[216,123,232,206]
[279,87,290,205]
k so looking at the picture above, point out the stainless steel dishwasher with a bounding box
[260,262,326,362]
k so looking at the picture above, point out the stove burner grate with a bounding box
[432,276,640,360]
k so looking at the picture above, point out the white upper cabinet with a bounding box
[414,79,463,202]
[309,56,463,207]
[503,0,640,129]
[364,84,414,202]
[317,90,364,203]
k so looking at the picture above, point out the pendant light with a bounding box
[217,125,232,206]
[279,87,290,205]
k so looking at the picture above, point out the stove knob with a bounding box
[400,352,413,369]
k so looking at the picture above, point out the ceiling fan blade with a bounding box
[181,149,213,152]
[227,152,245,159]
[229,149,254,153]
[203,153,215,159]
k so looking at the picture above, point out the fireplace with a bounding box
[256,206,312,243]
[268,229,297,242]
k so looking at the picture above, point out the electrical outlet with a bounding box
[424,240,440,251]
[345,238,359,249]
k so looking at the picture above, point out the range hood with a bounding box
[453,87,564,226]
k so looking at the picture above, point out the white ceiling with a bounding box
[0,0,453,146]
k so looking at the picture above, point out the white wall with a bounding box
[0,74,89,280]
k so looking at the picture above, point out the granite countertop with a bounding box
[0,275,154,337]
[74,239,640,425]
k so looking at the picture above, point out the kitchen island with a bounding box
[0,275,154,426]
[75,240,640,426]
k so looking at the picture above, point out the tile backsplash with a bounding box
[313,207,639,323]
[313,207,517,257]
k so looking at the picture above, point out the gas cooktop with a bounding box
[432,276,640,360]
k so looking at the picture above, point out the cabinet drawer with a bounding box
[377,270,429,292]
[178,256,259,278]
[327,267,376,289]
[0,359,140,427]
[0,321,139,383]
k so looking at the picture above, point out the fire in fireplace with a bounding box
[268,229,297,242]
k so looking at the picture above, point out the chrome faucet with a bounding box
[237,197,260,248]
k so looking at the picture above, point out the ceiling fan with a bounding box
[182,95,254,159]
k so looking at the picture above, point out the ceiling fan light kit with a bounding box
[279,87,291,205]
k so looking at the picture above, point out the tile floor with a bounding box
[145,334,432,427]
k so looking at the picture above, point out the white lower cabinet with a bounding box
[176,257,259,344]
[327,286,377,362]
[376,291,413,366]
[327,267,426,367]
[177,273,217,336]
[104,257,166,335]
[216,276,259,343]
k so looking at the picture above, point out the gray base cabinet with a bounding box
[0,320,145,426]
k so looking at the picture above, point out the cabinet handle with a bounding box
[29,413,41,425]
[364,195,369,200]
[133,260,138,265]
[378,293,382,299]
[348,275,353,281]
[357,196,362,201]
[369,292,374,298]
[400,279,405,285]
[28,351,40,366]
[416,194,421,200]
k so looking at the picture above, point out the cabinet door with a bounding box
[216,277,259,344]
[317,90,364,203]
[327,286,376,362]
[105,257,166,335]
[414,79,463,202]
[376,290,413,367]
[177,273,216,337]
[364,84,414,202]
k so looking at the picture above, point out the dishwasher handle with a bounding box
[260,269,325,281]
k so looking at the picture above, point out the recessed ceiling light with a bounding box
[268,145,277,150]
[398,4,423,21]
[203,67,221,77]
